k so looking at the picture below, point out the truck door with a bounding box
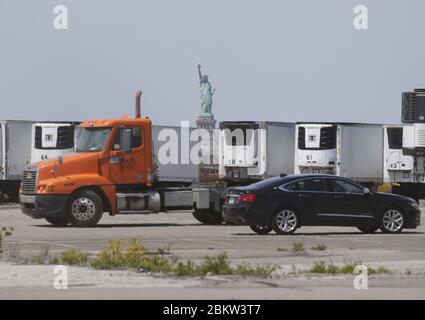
[109,126,145,185]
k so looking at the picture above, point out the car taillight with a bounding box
[239,193,256,203]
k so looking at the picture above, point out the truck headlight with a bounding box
[46,183,55,192]
[37,184,55,193]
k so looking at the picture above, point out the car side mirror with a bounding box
[121,128,132,153]
[363,187,372,195]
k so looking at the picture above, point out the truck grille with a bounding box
[21,169,38,193]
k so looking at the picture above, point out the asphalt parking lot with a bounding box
[1,204,425,299]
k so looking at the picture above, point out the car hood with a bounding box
[373,191,416,203]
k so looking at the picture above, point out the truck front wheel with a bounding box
[66,190,104,227]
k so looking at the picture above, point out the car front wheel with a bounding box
[272,208,299,235]
[380,208,405,234]
[250,225,272,235]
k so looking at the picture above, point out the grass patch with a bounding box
[90,239,173,273]
[6,242,20,261]
[0,226,13,257]
[173,253,275,277]
[368,266,391,275]
[311,244,327,251]
[89,239,274,277]
[291,241,305,254]
[23,245,50,265]
[308,261,390,275]
[56,248,89,265]
[20,239,275,278]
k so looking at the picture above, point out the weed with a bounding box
[57,248,88,265]
[291,241,305,253]
[6,242,20,261]
[0,226,13,257]
[311,244,327,251]
[308,261,390,275]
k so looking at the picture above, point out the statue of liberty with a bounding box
[197,64,215,116]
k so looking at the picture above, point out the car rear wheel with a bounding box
[357,226,378,234]
[66,190,104,227]
[250,224,272,235]
[45,216,69,227]
[272,208,299,235]
[380,208,405,234]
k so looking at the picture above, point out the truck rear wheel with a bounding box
[66,190,104,227]
[192,210,224,225]
[45,216,69,227]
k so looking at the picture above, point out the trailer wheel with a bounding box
[66,190,104,227]
[45,216,69,227]
[192,210,223,225]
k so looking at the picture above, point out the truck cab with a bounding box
[20,104,160,226]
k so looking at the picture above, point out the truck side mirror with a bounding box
[121,128,133,153]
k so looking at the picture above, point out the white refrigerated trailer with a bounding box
[193,121,295,224]
[0,120,34,201]
[218,121,295,182]
[294,122,385,188]
[1,121,80,202]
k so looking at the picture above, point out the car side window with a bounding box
[327,179,363,194]
[284,178,326,192]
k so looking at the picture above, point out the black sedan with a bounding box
[222,174,421,235]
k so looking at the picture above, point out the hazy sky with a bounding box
[1,0,425,126]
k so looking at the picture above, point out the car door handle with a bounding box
[298,194,311,198]
[333,194,345,199]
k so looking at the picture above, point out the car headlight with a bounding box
[408,200,419,209]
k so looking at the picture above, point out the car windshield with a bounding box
[75,127,111,152]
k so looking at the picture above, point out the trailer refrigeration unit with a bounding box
[393,88,425,200]
[19,90,199,227]
[31,122,80,164]
[294,122,385,189]
[192,121,295,224]
[383,124,414,185]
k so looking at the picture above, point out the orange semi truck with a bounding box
[19,91,198,227]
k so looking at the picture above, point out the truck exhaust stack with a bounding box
[135,90,142,118]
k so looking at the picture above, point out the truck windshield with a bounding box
[75,127,111,152]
